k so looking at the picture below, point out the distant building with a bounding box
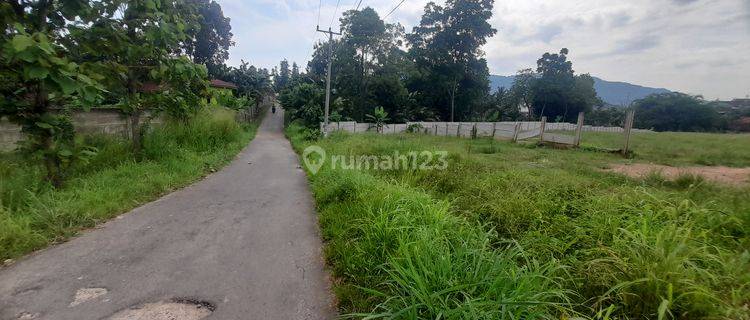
[208,79,239,106]
[728,99,750,107]
[718,98,750,109]
[209,79,238,91]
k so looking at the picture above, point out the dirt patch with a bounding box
[69,288,108,307]
[108,299,214,320]
[608,163,750,186]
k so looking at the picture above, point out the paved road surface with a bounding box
[0,108,336,319]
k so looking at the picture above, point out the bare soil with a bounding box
[108,301,212,320]
[608,163,750,186]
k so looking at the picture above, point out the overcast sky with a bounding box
[215,0,750,100]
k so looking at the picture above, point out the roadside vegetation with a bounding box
[287,123,749,319]
[1,1,271,260]
[0,108,258,261]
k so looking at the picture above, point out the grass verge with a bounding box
[287,123,749,319]
[0,108,258,261]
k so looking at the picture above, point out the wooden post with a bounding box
[457,123,461,137]
[491,122,497,139]
[539,117,547,142]
[353,121,356,133]
[574,112,585,146]
[622,109,635,155]
[512,122,521,142]
[472,123,477,139]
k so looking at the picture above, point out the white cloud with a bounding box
[217,0,750,99]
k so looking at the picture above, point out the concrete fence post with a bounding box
[574,112,585,146]
[622,110,635,155]
[539,116,547,142]
[512,122,521,142]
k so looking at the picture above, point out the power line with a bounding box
[329,0,342,28]
[383,0,406,19]
[316,0,322,27]
[355,0,364,10]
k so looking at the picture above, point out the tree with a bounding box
[279,83,326,127]
[291,62,300,84]
[74,0,209,154]
[531,48,600,121]
[222,60,272,105]
[587,106,625,127]
[305,7,411,123]
[339,7,389,119]
[275,59,291,92]
[1,0,104,186]
[510,68,535,119]
[473,87,520,121]
[181,0,234,76]
[407,0,497,121]
[634,93,723,132]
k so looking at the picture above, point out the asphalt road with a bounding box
[0,107,336,320]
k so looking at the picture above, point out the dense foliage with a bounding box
[634,93,725,132]
[181,0,234,76]
[1,0,269,186]
[280,1,607,129]
[1,1,105,186]
[281,0,498,125]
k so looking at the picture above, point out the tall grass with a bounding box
[287,124,750,319]
[0,108,257,260]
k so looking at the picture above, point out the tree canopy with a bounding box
[634,93,724,132]
[407,0,496,121]
[182,0,234,76]
[528,48,602,122]
[1,0,267,185]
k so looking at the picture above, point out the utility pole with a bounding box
[316,26,341,136]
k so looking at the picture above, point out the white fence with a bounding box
[322,120,648,139]
[321,111,645,154]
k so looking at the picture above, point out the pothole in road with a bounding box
[108,298,215,320]
[70,287,108,307]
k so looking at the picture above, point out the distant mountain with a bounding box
[489,74,671,106]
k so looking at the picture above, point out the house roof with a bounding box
[209,79,238,90]
[139,82,165,93]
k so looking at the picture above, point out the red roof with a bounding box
[139,82,165,93]
[209,79,238,90]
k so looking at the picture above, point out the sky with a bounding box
[215,0,750,100]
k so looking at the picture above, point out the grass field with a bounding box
[580,131,750,167]
[287,124,749,319]
[0,108,258,261]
